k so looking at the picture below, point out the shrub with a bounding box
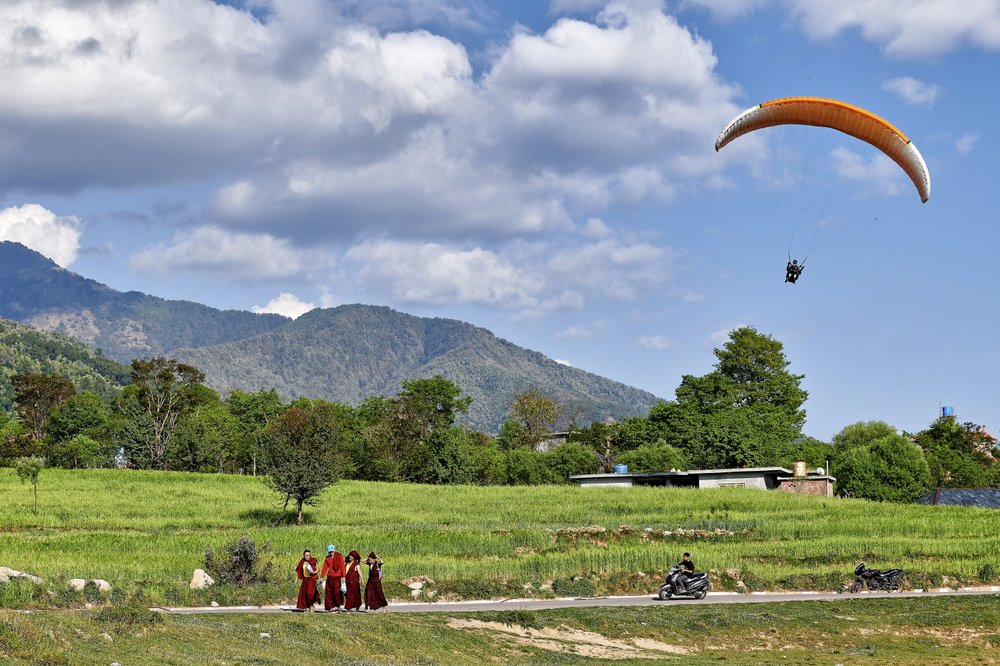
[551,576,594,597]
[204,535,274,587]
[96,601,163,630]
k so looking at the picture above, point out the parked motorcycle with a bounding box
[658,564,711,600]
[848,562,903,593]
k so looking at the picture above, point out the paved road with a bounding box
[159,587,999,615]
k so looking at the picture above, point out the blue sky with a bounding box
[0,0,997,440]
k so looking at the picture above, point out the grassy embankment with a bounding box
[1,468,998,608]
[2,595,999,665]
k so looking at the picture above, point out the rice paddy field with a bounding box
[1,468,998,607]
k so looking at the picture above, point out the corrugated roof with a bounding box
[916,488,1000,508]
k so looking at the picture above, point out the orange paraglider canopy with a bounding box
[715,96,930,203]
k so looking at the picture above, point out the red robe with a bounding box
[364,561,388,610]
[322,552,345,610]
[344,560,363,610]
[295,557,320,609]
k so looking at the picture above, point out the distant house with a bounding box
[916,488,1000,509]
[569,465,835,497]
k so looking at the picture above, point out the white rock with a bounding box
[210,601,220,607]
[91,579,111,593]
[0,566,44,585]
[190,569,215,590]
[406,581,424,591]
[259,632,271,639]
[410,588,421,598]
[85,603,94,609]
[68,579,88,591]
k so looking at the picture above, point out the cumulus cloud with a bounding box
[343,226,679,316]
[882,77,939,106]
[636,335,673,349]
[130,226,323,281]
[955,132,980,155]
[0,203,81,266]
[556,320,612,339]
[252,293,314,319]
[830,147,906,197]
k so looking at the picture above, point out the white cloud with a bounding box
[830,147,905,197]
[252,293,314,319]
[0,203,81,267]
[554,358,574,366]
[130,226,321,281]
[882,77,939,106]
[556,320,612,339]
[955,132,980,155]
[636,335,673,349]
[707,323,748,347]
[680,0,770,21]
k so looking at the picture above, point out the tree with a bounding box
[225,389,285,475]
[261,406,342,524]
[45,392,112,467]
[913,417,994,488]
[508,388,562,449]
[11,373,75,442]
[167,404,241,473]
[831,421,931,502]
[48,434,102,469]
[129,358,206,469]
[545,442,598,480]
[15,456,44,514]
[618,442,685,474]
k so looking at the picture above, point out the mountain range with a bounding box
[0,241,662,430]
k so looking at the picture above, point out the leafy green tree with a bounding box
[47,434,102,469]
[772,436,833,471]
[45,392,113,466]
[831,421,931,502]
[913,417,994,488]
[225,388,285,476]
[110,385,157,468]
[545,442,598,481]
[505,448,558,485]
[618,442,685,473]
[167,404,241,473]
[261,406,342,525]
[130,358,207,469]
[0,413,28,465]
[509,388,562,449]
[464,437,508,485]
[15,456,44,514]
[11,372,76,442]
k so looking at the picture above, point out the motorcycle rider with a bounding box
[673,552,695,594]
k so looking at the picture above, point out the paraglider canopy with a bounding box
[715,96,930,203]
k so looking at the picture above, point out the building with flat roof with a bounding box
[570,465,835,496]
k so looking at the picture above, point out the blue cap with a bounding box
[328,544,335,552]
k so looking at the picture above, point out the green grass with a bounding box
[2,595,998,664]
[1,469,999,608]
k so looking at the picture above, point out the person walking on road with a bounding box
[344,550,364,611]
[364,551,388,611]
[322,544,346,612]
[295,549,320,611]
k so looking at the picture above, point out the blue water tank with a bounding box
[613,464,629,475]
[942,406,955,417]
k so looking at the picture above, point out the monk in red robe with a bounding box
[344,550,363,611]
[295,549,320,611]
[321,545,346,612]
[364,551,388,611]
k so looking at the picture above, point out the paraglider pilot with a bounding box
[785,259,804,284]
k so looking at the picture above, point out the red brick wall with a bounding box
[777,478,832,497]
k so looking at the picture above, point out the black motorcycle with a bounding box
[848,562,903,593]
[658,564,711,600]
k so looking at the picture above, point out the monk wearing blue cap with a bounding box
[321,544,346,612]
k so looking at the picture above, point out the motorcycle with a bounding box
[848,562,903,593]
[658,564,711,600]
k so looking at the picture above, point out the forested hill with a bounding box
[0,241,289,362]
[0,317,130,411]
[173,305,662,432]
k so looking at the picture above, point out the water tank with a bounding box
[613,464,629,475]
[941,406,955,417]
[793,461,807,477]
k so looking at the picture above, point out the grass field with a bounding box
[1,469,999,608]
[2,595,999,664]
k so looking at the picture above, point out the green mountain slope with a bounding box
[0,317,130,411]
[173,305,661,431]
[0,241,289,363]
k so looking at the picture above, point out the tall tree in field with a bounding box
[261,406,342,524]
[831,421,931,502]
[913,416,995,488]
[225,389,284,475]
[130,358,206,469]
[654,327,807,468]
[508,388,562,449]
[11,373,76,443]
[15,456,44,514]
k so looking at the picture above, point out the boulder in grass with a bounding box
[0,567,44,585]
[91,579,111,593]
[190,569,215,590]
[68,579,88,591]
